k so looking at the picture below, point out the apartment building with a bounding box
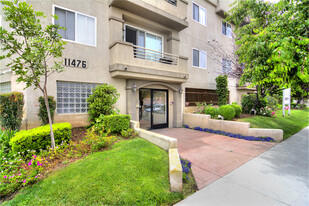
[0,0,252,130]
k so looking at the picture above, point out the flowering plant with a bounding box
[180,158,192,182]
[258,106,272,117]
[192,127,275,142]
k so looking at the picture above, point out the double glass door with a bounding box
[139,89,168,130]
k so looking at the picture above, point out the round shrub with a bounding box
[204,107,216,118]
[38,96,56,125]
[241,94,268,114]
[231,104,242,117]
[87,84,120,122]
[218,105,236,120]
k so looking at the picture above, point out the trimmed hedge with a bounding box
[218,105,236,120]
[204,107,217,118]
[231,104,242,117]
[0,92,24,131]
[215,75,228,106]
[10,123,72,153]
[103,114,130,134]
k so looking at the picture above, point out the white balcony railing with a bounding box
[133,45,179,66]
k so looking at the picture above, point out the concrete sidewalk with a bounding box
[176,127,309,206]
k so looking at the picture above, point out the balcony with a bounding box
[109,41,188,83]
[216,0,235,18]
[109,0,188,31]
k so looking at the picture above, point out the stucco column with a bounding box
[167,33,180,55]
[173,86,183,128]
[109,15,124,44]
[126,81,139,121]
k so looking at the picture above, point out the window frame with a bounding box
[222,20,232,38]
[124,24,164,52]
[0,81,11,94]
[192,2,207,26]
[52,5,97,47]
[222,58,232,74]
[192,48,207,69]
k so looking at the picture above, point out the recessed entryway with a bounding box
[139,88,168,130]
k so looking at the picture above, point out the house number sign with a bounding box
[64,58,88,69]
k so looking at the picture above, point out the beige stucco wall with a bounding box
[1,0,243,129]
[11,0,127,129]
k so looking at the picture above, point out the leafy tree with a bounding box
[0,0,66,149]
[226,0,309,99]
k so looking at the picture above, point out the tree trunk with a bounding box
[43,90,55,149]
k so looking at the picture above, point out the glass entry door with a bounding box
[139,89,168,130]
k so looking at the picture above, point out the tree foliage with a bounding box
[0,0,66,148]
[227,0,309,98]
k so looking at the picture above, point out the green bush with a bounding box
[241,94,267,114]
[103,114,130,134]
[215,75,228,106]
[0,92,24,131]
[266,96,278,110]
[10,123,72,154]
[121,129,137,139]
[87,84,120,122]
[218,105,236,120]
[0,130,17,153]
[230,104,242,117]
[204,107,217,118]
[38,96,56,125]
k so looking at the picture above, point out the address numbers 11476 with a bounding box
[64,58,87,69]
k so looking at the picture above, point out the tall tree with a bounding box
[226,0,309,98]
[0,0,66,149]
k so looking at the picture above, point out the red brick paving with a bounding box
[153,128,277,190]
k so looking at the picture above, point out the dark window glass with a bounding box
[193,3,199,21]
[193,49,199,67]
[222,21,226,35]
[55,7,75,41]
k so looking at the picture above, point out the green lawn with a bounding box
[237,108,309,140]
[3,138,184,206]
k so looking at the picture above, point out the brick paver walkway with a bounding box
[153,128,277,190]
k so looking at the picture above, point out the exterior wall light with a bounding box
[132,82,137,93]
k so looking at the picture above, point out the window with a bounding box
[54,6,96,46]
[193,3,206,26]
[193,49,207,69]
[222,58,232,73]
[125,25,162,52]
[222,21,232,38]
[56,81,98,114]
[0,82,11,94]
[185,88,229,106]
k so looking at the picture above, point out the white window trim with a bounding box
[222,58,232,74]
[192,2,207,26]
[124,24,164,52]
[192,48,207,69]
[222,20,232,39]
[52,5,97,47]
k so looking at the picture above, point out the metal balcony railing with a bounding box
[133,45,179,66]
[166,0,177,6]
